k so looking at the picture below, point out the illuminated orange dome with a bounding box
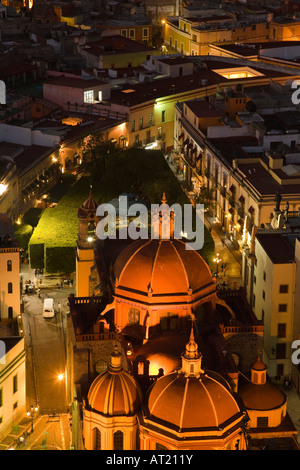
[238,357,286,411]
[113,238,215,302]
[87,347,142,416]
[143,330,245,433]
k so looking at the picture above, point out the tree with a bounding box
[195,186,216,213]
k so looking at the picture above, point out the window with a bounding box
[129,29,135,38]
[128,308,140,325]
[262,290,265,300]
[263,271,266,281]
[139,116,143,129]
[279,285,289,294]
[121,29,127,37]
[278,304,287,312]
[84,90,94,103]
[7,260,12,271]
[276,343,286,359]
[13,374,18,394]
[131,120,135,132]
[257,417,268,427]
[161,110,166,123]
[13,402,18,410]
[8,307,13,319]
[96,429,101,450]
[98,91,102,102]
[114,431,123,450]
[278,323,286,338]
[8,282,12,294]
[149,113,153,126]
[143,28,148,37]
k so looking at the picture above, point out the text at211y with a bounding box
[106,454,194,466]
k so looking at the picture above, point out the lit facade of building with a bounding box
[0,214,20,321]
[242,207,300,380]
[0,337,26,441]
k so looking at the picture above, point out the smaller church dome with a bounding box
[144,329,245,433]
[87,346,142,416]
[238,357,286,411]
[78,186,98,218]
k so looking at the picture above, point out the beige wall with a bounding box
[0,337,26,441]
[0,247,20,320]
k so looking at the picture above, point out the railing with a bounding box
[76,331,121,342]
[219,324,264,334]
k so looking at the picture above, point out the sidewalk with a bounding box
[0,413,72,450]
[20,262,75,291]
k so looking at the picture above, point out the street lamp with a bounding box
[27,405,39,433]
[213,252,221,278]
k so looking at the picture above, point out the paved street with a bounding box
[0,263,74,451]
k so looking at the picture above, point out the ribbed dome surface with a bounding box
[146,370,242,432]
[88,368,142,416]
[114,238,214,297]
[238,381,286,411]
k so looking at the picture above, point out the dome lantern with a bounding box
[180,326,204,377]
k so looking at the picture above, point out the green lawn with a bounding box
[28,148,215,273]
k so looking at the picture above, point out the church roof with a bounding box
[143,329,245,433]
[87,347,142,416]
[113,237,215,301]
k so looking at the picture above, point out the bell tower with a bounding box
[75,186,99,297]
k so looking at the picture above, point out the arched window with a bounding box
[128,308,140,325]
[7,260,12,272]
[8,307,13,319]
[95,428,101,450]
[8,282,13,294]
[113,431,123,450]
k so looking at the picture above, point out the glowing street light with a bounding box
[27,405,39,433]
[213,252,221,278]
[57,373,64,381]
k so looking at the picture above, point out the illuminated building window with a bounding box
[84,90,94,103]
[98,91,102,102]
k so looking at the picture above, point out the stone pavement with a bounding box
[0,413,72,450]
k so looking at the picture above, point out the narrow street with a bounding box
[0,264,74,450]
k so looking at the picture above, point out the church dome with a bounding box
[238,357,286,411]
[87,347,142,416]
[144,329,245,433]
[78,187,98,218]
[113,237,215,301]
